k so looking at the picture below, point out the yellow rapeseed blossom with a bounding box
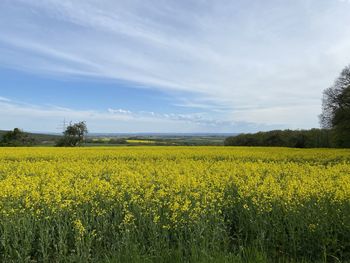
[0,146,349,231]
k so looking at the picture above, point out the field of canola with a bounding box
[0,147,350,262]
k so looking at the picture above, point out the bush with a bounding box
[0,128,35,146]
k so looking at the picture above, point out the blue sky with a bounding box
[1,0,350,133]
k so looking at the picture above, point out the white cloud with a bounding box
[1,0,350,130]
[230,104,321,129]
[0,99,270,133]
[108,108,132,115]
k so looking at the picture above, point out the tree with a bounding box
[0,128,35,146]
[320,65,350,147]
[56,121,88,147]
[224,129,333,148]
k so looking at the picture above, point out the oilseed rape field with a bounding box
[0,147,350,262]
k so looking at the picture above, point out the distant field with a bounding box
[0,147,349,262]
[126,139,157,144]
[89,134,228,146]
[0,130,229,146]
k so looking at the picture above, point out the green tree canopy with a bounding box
[56,121,88,147]
[320,65,350,147]
[224,129,332,148]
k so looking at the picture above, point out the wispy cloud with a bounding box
[0,96,11,102]
[0,98,274,133]
[1,0,350,130]
[108,108,132,115]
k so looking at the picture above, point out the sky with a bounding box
[1,0,350,133]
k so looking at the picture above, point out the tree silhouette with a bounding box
[320,65,350,147]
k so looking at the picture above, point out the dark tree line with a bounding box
[224,129,332,148]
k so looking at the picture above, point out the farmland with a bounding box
[0,147,350,262]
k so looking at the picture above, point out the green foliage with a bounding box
[224,129,333,148]
[0,128,35,146]
[321,65,350,147]
[56,121,88,147]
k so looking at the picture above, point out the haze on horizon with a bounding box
[1,0,350,133]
